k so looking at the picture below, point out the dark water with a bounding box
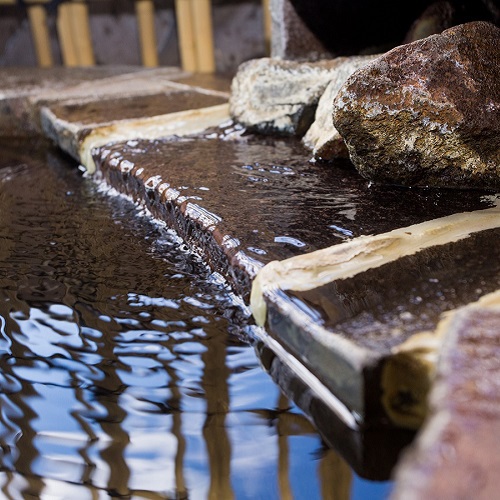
[0,141,392,498]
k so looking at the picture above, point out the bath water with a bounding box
[0,140,392,498]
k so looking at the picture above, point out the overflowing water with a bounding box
[0,140,392,498]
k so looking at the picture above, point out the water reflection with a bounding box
[0,141,392,498]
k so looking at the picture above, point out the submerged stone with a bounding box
[333,21,500,189]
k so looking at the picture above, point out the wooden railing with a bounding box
[0,0,272,71]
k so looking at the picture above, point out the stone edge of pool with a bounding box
[2,66,500,492]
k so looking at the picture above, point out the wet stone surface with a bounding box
[297,228,500,351]
[48,91,228,126]
[391,300,500,499]
[93,127,494,272]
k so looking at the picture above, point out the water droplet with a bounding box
[248,246,267,256]
[274,236,306,248]
[328,224,354,237]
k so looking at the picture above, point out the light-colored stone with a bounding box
[303,55,378,161]
[333,22,500,189]
[230,57,343,135]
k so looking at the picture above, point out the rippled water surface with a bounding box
[0,141,392,499]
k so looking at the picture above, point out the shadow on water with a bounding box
[0,139,398,499]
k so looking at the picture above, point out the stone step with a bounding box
[0,66,230,138]
[0,66,184,137]
[37,68,230,169]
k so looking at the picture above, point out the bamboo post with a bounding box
[57,1,95,66]
[69,1,95,66]
[135,0,159,67]
[57,2,78,66]
[24,0,53,67]
[191,0,215,73]
[262,0,271,54]
[175,0,197,72]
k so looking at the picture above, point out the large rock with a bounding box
[230,57,344,135]
[303,55,378,161]
[332,22,500,189]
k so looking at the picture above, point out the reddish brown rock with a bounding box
[332,22,500,189]
[391,292,500,499]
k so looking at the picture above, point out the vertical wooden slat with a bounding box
[69,1,95,66]
[262,0,271,54]
[135,0,159,67]
[26,3,53,67]
[57,2,79,66]
[175,0,197,72]
[191,0,215,73]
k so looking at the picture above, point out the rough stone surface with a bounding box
[303,55,378,161]
[391,293,500,499]
[0,66,145,136]
[230,57,344,135]
[270,0,332,61]
[332,22,500,189]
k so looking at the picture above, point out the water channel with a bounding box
[0,139,393,498]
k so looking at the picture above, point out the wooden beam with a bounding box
[262,0,271,53]
[175,0,197,72]
[57,2,79,66]
[135,0,159,67]
[69,1,95,66]
[191,0,215,73]
[26,3,53,67]
[57,1,95,67]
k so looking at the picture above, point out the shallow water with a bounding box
[0,141,392,499]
